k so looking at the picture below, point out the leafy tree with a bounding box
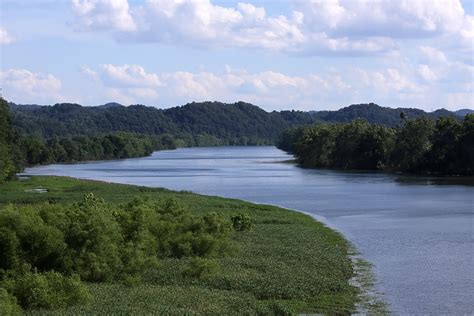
[0,98,23,183]
[389,118,435,172]
[277,115,471,175]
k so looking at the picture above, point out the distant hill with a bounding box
[9,101,467,144]
[313,103,458,126]
[97,102,124,108]
[455,109,474,117]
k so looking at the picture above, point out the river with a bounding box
[24,146,474,314]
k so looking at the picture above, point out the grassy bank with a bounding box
[0,176,360,314]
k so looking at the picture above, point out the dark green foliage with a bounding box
[0,288,21,315]
[4,271,91,310]
[314,103,457,126]
[1,98,178,177]
[389,117,435,172]
[231,213,254,231]
[278,115,474,175]
[276,126,306,153]
[10,101,318,145]
[11,101,458,148]
[458,114,474,174]
[6,100,466,175]
[0,194,234,281]
[18,132,158,167]
[333,119,395,170]
[0,98,23,183]
[0,191,237,310]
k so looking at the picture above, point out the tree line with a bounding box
[0,98,176,183]
[277,114,474,175]
[10,101,467,145]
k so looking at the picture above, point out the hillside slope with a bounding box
[9,101,464,143]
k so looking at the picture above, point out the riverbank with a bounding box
[0,175,373,314]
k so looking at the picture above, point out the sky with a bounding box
[0,0,473,111]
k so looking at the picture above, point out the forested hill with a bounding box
[9,101,466,144]
[10,101,318,144]
[311,103,460,126]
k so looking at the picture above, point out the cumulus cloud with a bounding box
[131,0,304,51]
[80,63,355,109]
[419,46,447,63]
[296,0,466,37]
[84,62,472,110]
[0,28,14,44]
[100,64,161,87]
[417,64,439,82]
[71,0,136,31]
[0,69,63,103]
[82,64,161,103]
[69,0,473,56]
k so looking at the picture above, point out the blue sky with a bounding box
[1,0,473,111]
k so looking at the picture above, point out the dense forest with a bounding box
[278,115,474,175]
[0,98,176,183]
[10,101,469,145]
[0,99,23,183]
[4,98,473,178]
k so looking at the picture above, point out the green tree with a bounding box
[0,98,19,182]
[389,117,435,172]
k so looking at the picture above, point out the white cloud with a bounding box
[81,64,354,109]
[78,62,474,110]
[134,0,304,51]
[65,0,384,55]
[71,0,136,31]
[417,64,439,81]
[0,69,63,103]
[419,46,447,63]
[82,64,162,103]
[100,64,161,87]
[0,28,14,44]
[69,0,473,57]
[295,0,466,37]
[354,68,421,93]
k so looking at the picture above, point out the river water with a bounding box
[24,146,474,314]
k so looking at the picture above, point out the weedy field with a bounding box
[0,176,359,315]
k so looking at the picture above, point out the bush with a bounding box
[59,193,123,282]
[0,194,236,310]
[0,205,65,272]
[5,271,91,310]
[0,288,21,315]
[231,214,254,232]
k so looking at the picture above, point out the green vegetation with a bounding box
[18,132,176,166]
[0,99,23,183]
[10,101,463,146]
[0,176,360,314]
[278,115,474,175]
[1,98,177,174]
[231,213,255,232]
[10,101,315,145]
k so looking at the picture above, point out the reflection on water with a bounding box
[395,175,474,186]
[24,146,474,314]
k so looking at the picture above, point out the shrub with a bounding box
[231,214,254,232]
[6,271,91,310]
[0,205,65,272]
[0,194,237,310]
[59,193,123,282]
[0,288,21,315]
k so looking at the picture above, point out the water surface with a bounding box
[24,146,474,314]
